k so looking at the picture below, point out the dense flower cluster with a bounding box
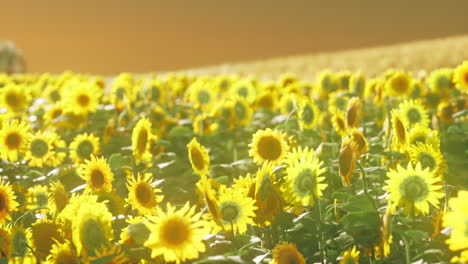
[0,61,466,263]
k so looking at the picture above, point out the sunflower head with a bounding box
[453,61,468,92]
[442,190,468,262]
[126,172,164,215]
[232,97,253,126]
[78,155,114,194]
[0,119,31,162]
[31,219,64,260]
[398,99,429,129]
[216,187,257,234]
[45,240,80,264]
[0,83,31,112]
[331,110,348,137]
[316,70,339,96]
[385,71,412,96]
[298,99,319,130]
[427,68,453,95]
[0,179,19,224]
[270,242,306,264]
[385,163,444,216]
[249,128,289,166]
[132,117,153,164]
[254,163,283,227]
[390,110,408,150]
[187,137,211,176]
[408,142,446,177]
[25,131,54,168]
[69,133,100,164]
[339,139,358,186]
[408,125,440,149]
[348,128,369,156]
[10,225,31,258]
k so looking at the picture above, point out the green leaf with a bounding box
[108,153,130,169]
[404,230,429,241]
[168,126,193,138]
[340,194,376,213]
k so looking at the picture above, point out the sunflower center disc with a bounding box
[400,175,429,202]
[418,152,437,171]
[257,136,282,161]
[295,168,316,196]
[82,218,107,254]
[0,195,5,211]
[237,86,248,97]
[31,138,49,158]
[277,248,301,264]
[91,169,105,188]
[151,86,160,101]
[190,148,205,171]
[302,104,314,124]
[395,119,406,143]
[77,140,94,160]
[407,108,421,125]
[6,132,21,149]
[197,90,211,105]
[162,218,189,246]
[136,184,152,205]
[6,93,20,107]
[221,203,240,222]
[137,129,148,153]
[77,94,90,107]
[393,77,409,94]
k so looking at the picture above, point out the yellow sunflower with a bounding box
[298,99,320,130]
[437,101,454,124]
[427,68,453,95]
[254,163,283,227]
[44,240,80,264]
[390,110,408,151]
[146,78,167,105]
[214,187,257,234]
[269,242,306,264]
[282,146,315,169]
[442,190,468,263]
[0,179,19,224]
[249,128,289,166]
[31,219,64,260]
[232,97,253,127]
[144,202,211,264]
[349,72,366,95]
[316,70,339,96]
[187,137,210,176]
[0,119,31,162]
[126,173,164,215]
[408,125,440,149]
[347,128,369,156]
[255,90,278,111]
[385,163,444,216]
[328,91,350,112]
[132,117,153,164]
[398,99,430,129]
[44,103,66,127]
[339,246,360,264]
[339,138,358,186]
[331,109,348,137]
[69,133,100,164]
[346,97,362,128]
[283,155,327,207]
[187,80,216,110]
[196,174,223,227]
[453,61,468,92]
[72,202,113,257]
[385,70,412,96]
[48,181,70,216]
[24,131,54,168]
[78,155,114,194]
[230,79,257,104]
[63,81,101,115]
[28,185,50,215]
[0,83,31,112]
[408,142,446,178]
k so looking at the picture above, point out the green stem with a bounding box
[357,162,368,196]
[317,199,326,264]
[402,235,411,264]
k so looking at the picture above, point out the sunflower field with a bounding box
[0,61,467,264]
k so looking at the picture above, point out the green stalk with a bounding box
[357,161,368,196]
[317,199,326,264]
[402,235,411,264]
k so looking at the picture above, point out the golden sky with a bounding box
[2,0,468,74]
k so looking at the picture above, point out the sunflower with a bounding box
[69,133,100,164]
[316,70,339,96]
[48,181,70,216]
[44,102,66,127]
[187,80,216,110]
[347,128,369,156]
[127,173,164,215]
[72,202,113,257]
[328,91,350,112]
[408,143,446,177]
[10,225,32,259]
[408,125,440,149]
[214,187,256,234]
[31,219,64,260]
[442,190,468,263]
[232,97,253,127]
[255,90,278,111]
[397,99,429,128]
[349,72,366,95]
[390,110,408,150]
[24,131,54,168]
[427,68,453,95]
[249,128,289,166]
[269,242,306,264]
[254,163,283,227]
[78,155,114,194]
[132,117,153,164]
[64,81,101,115]
[0,179,18,224]
[0,119,31,162]
[44,240,80,264]
[298,99,319,130]
[282,146,315,169]
[196,175,223,227]
[187,137,210,176]
[230,79,257,104]
[283,155,327,207]
[279,93,302,115]
[385,163,444,216]
[146,78,167,105]
[385,71,412,96]
[453,61,468,92]
[28,185,50,215]
[144,202,211,264]
[437,101,454,124]
[339,246,360,264]
[331,109,348,137]
[339,139,358,186]
[346,97,362,128]
[231,173,256,199]
[0,83,31,112]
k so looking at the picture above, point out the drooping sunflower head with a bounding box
[48,181,70,216]
[298,99,319,130]
[25,131,54,168]
[339,246,360,264]
[31,219,65,261]
[331,109,348,137]
[0,179,19,224]
[339,138,358,186]
[385,70,412,96]
[187,137,210,176]
[284,155,327,207]
[78,155,114,194]
[216,187,257,234]
[0,83,31,112]
[408,142,446,178]
[453,61,468,92]
[390,109,408,150]
[45,240,80,264]
[126,172,164,215]
[249,128,289,166]
[144,202,211,263]
[442,190,468,259]
[69,133,100,164]
[270,242,306,264]
[0,119,31,162]
[385,163,444,216]
[72,202,114,257]
[348,128,369,156]
[254,163,283,227]
[397,99,429,128]
[132,117,153,163]
[346,97,362,128]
